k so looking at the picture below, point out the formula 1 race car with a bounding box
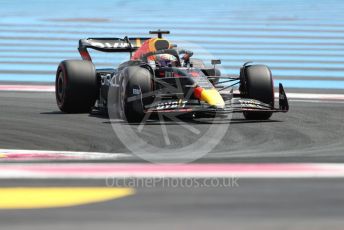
[55,30,289,122]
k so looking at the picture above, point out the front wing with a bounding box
[144,83,289,115]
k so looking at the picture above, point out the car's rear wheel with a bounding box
[241,65,274,120]
[122,66,153,123]
[55,60,98,113]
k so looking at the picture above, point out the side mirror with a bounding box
[211,59,221,65]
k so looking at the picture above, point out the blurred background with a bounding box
[0,0,343,91]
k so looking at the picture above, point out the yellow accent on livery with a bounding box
[200,88,225,109]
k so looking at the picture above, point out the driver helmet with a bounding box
[155,54,177,67]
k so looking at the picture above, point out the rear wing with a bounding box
[78,37,150,61]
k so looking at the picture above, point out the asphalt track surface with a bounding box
[1,179,344,230]
[1,91,344,163]
[0,87,344,230]
[1,89,344,230]
[1,90,344,229]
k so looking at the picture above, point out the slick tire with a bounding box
[55,60,98,113]
[122,66,153,123]
[242,65,274,120]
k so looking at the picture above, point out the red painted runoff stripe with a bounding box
[0,149,131,161]
[0,163,344,178]
[0,152,78,159]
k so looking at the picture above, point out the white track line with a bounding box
[289,99,344,104]
[1,150,344,179]
[0,85,54,92]
[0,85,344,101]
[275,92,344,100]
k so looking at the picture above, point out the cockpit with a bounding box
[131,38,182,68]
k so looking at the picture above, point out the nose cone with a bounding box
[194,87,225,109]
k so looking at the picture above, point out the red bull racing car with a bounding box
[55,30,289,122]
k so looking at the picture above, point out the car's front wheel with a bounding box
[122,66,153,123]
[241,65,274,120]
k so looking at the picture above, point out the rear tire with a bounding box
[122,66,153,123]
[241,65,274,120]
[55,60,98,113]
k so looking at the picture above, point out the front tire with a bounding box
[241,65,274,120]
[122,66,153,123]
[55,60,98,113]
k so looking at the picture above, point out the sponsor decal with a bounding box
[239,99,264,108]
[239,100,268,109]
[156,100,187,110]
[132,88,141,95]
[89,41,130,49]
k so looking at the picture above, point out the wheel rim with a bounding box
[56,71,65,105]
